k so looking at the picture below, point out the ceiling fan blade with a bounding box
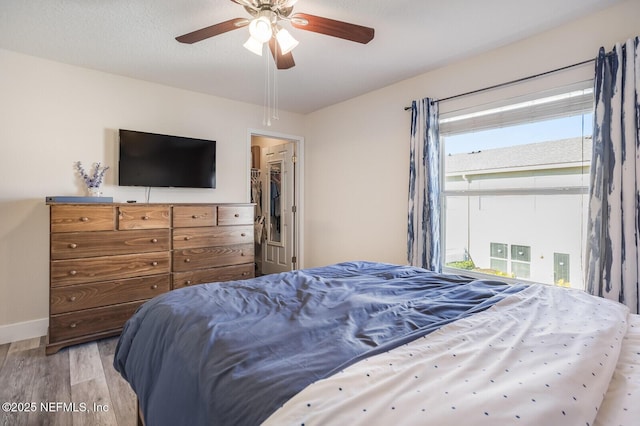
[176,18,249,44]
[268,38,295,70]
[290,13,374,44]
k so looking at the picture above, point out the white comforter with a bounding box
[264,284,639,426]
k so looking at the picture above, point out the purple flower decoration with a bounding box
[76,161,109,188]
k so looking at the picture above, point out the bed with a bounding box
[113,261,639,426]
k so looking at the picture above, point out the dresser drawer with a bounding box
[49,300,144,343]
[173,225,253,250]
[51,229,170,260]
[173,206,217,228]
[173,264,254,289]
[50,205,115,233]
[51,274,170,314]
[118,206,170,230]
[51,251,171,286]
[173,243,254,272]
[217,205,254,226]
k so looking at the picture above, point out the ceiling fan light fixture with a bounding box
[249,14,273,43]
[176,2,376,71]
[243,35,264,56]
[275,27,298,55]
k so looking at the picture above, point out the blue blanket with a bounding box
[114,261,526,426]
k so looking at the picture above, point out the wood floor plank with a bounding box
[68,340,118,425]
[26,345,73,426]
[70,377,118,426]
[0,342,9,368]
[7,337,41,354]
[98,338,136,426]
[0,345,41,426]
[69,342,103,386]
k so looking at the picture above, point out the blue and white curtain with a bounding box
[585,37,640,314]
[408,98,441,272]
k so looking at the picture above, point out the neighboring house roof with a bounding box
[446,137,592,175]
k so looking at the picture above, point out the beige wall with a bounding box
[0,49,304,342]
[1,0,638,342]
[301,0,640,268]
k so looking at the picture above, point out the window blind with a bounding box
[439,80,594,136]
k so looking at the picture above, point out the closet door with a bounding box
[262,142,296,274]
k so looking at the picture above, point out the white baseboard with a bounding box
[0,318,48,345]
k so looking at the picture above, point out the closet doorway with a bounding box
[249,130,304,276]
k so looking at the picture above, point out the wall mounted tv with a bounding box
[118,129,216,188]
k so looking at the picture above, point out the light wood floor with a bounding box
[0,336,136,426]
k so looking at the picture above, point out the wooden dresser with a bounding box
[47,203,254,354]
[172,205,254,289]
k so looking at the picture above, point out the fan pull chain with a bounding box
[261,39,281,127]
[272,54,279,121]
[263,43,271,126]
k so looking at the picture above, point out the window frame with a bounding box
[439,81,593,286]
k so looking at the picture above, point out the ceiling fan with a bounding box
[176,0,375,70]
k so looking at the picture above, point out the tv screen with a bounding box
[118,129,216,188]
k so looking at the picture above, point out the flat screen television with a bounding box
[118,129,216,188]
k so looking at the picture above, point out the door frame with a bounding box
[247,128,305,270]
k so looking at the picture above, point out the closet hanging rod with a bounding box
[403,57,595,110]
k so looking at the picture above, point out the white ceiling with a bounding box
[0,0,624,114]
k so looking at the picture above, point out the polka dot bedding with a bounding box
[594,313,640,426]
[264,284,638,426]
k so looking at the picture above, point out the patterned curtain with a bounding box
[585,36,640,314]
[407,98,441,272]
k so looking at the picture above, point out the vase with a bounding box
[87,187,102,197]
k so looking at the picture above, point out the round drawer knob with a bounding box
[69,243,77,249]
[69,323,77,328]
[69,270,77,276]
[186,280,192,285]
[151,238,158,243]
[240,252,245,256]
[69,296,77,302]
[185,258,191,263]
[151,261,158,266]
[184,236,191,241]
[80,217,89,222]
[142,216,150,220]
[242,272,249,276]
[234,213,240,218]
[241,233,246,237]
[192,215,199,219]
[151,284,158,290]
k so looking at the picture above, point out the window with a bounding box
[487,242,531,278]
[441,82,592,289]
[554,253,570,287]
[489,242,508,273]
[511,244,531,279]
